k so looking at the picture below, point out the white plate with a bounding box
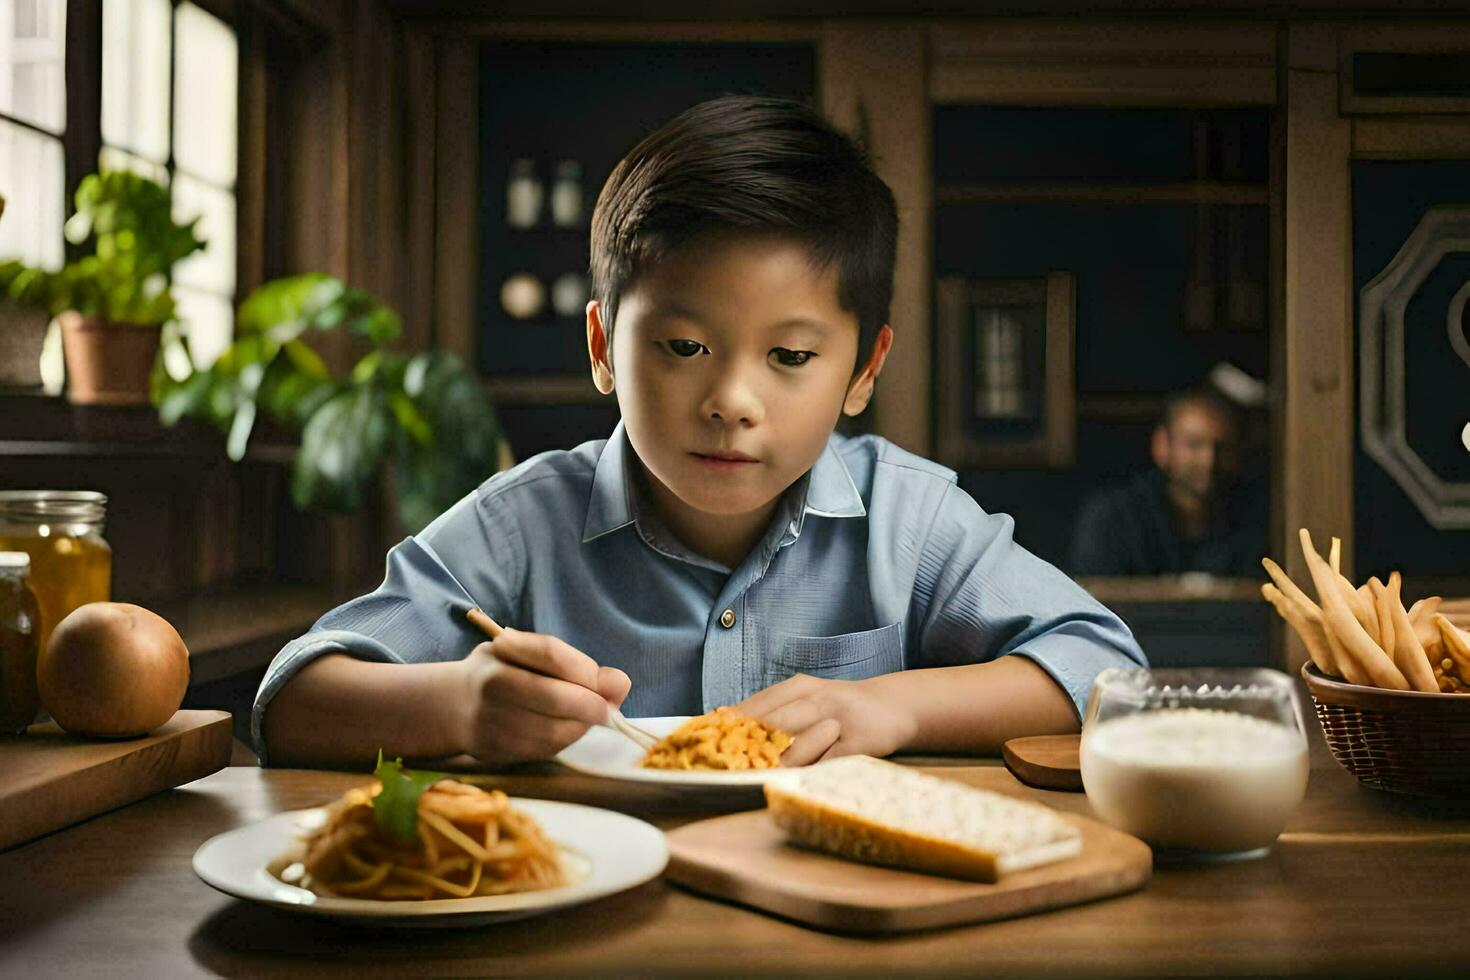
[556,715,784,787]
[192,799,667,927]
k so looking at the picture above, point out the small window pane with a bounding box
[171,170,234,296]
[0,117,63,270]
[101,0,171,163]
[173,284,233,369]
[0,0,67,134]
[100,144,168,184]
[173,2,236,188]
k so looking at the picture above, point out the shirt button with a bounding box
[720,608,736,629]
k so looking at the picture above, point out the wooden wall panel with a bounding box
[929,20,1276,107]
[433,35,479,362]
[1353,116,1470,160]
[820,23,931,454]
[1281,24,1353,672]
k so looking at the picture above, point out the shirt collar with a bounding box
[582,420,638,543]
[581,421,867,545]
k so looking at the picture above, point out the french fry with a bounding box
[1262,582,1337,676]
[1368,576,1395,658]
[1435,615,1470,678]
[1379,573,1439,694]
[1299,528,1410,690]
[1329,536,1341,574]
[1262,557,1321,619]
[1356,583,1381,647]
[1409,596,1442,649]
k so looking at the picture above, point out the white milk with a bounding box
[1081,707,1308,854]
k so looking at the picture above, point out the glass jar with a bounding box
[1080,667,1309,860]
[0,552,41,733]
[0,491,112,654]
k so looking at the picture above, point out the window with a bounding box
[103,0,236,368]
[0,0,67,272]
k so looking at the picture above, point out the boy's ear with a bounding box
[842,324,894,417]
[587,300,615,394]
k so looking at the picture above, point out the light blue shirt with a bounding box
[252,422,1146,764]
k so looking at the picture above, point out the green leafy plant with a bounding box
[0,171,204,323]
[152,273,505,533]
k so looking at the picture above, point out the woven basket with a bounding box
[1302,663,1470,798]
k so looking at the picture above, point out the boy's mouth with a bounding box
[691,450,760,469]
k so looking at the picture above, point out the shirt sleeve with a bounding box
[250,488,527,765]
[913,483,1148,720]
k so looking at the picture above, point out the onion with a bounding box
[38,602,190,738]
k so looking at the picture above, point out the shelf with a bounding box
[0,395,298,464]
[1077,393,1168,423]
[486,375,605,405]
[1078,575,1264,604]
[935,181,1268,207]
[156,583,352,687]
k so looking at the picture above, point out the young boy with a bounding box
[254,95,1145,769]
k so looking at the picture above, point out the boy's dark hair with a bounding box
[590,95,898,367]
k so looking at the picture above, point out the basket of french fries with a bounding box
[1262,529,1470,798]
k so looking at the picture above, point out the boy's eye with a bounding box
[771,348,815,367]
[664,339,708,358]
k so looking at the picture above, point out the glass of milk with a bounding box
[1080,668,1309,861]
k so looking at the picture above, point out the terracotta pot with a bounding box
[57,311,162,406]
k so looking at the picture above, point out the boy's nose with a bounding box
[700,374,764,426]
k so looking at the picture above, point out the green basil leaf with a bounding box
[371,750,450,841]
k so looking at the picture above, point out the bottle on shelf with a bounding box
[551,160,584,228]
[551,272,588,319]
[507,159,544,229]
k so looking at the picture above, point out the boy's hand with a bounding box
[734,674,918,767]
[455,628,631,764]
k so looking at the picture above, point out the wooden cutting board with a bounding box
[0,709,233,851]
[665,770,1150,933]
[1002,734,1083,791]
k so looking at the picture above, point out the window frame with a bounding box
[0,0,76,271]
[35,0,245,287]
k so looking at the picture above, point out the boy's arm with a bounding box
[863,656,1078,753]
[263,633,631,770]
[740,482,1144,764]
[253,492,524,766]
[739,657,1076,765]
[262,654,469,769]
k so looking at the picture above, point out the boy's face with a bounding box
[587,232,891,523]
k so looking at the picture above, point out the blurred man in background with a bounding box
[1070,387,1264,577]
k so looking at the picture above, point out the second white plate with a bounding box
[556,715,785,787]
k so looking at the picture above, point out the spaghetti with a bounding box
[289,778,567,900]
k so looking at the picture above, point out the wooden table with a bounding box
[1,737,1467,977]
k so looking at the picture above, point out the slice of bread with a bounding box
[763,755,1082,883]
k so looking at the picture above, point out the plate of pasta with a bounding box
[556,708,796,786]
[192,757,667,925]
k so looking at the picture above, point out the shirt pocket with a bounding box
[764,622,906,686]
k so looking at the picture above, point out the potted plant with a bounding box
[152,273,507,533]
[0,171,205,405]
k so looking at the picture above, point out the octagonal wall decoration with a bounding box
[1359,205,1470,529]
